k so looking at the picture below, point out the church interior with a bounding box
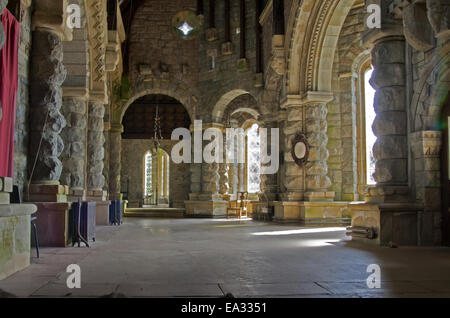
[0,0,449,298]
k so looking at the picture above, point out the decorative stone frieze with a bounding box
[86,0,108,103]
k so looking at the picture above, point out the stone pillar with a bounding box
[108,124,123,200]
[227,161,237,199]
[185,123,228,217]
[360,2,409,203]
[201,162,220,196]
[87,102,106,197]
[304,101,334,201]
[365,39,409,202]
[412,131,442,245]
[60,97,88,200]
[218,163,229,196]
[27,1,73,202]
[259,119,279,202]
[280,94,334,202]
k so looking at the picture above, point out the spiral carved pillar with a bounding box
[108,124,123,200]
[87,102,106,195]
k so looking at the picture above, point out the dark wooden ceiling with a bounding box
[122,95,191,140]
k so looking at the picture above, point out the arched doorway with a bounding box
[121,94,191,208]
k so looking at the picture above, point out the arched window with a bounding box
[364,67,376,185]
[143,149,170,206]
[144,151,153,198]
[247,123,261,194]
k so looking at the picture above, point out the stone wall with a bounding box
[128,0,199,90]
[199,0,261,121]
[14,4,32,194]
[121,139,190,208]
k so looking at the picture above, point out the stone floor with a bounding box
[1,218,450,298]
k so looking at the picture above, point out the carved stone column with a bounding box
[259,119,279,202]
[108,123,123,200]
[201,162,220,196]
[304,100,334,201]
[218,163,229,196]
[60,97,88,199]
[411,131,442,245]
[27,1,73,202]
[363,27,409,202]
[280,94,334,202]
[87,102,106,198]
[185,122,228,217]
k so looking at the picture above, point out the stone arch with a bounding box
[114,78,198,124]
[286,0,356,94]
[412,46,450,131]
[211,89,259,124]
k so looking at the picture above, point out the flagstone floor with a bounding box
[1,218,450,298]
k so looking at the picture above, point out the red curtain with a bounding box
[0,9,19,178]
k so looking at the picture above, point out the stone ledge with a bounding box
[0,204,37,218]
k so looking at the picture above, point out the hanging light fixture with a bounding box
[151,98,163,155]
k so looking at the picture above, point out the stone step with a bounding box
[124,208,185,218]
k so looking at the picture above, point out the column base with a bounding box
[349,202,427,246]
[365,186,409,203]
[279,192,304,201]
[26,184,69,203]
[305,191,335,202]
[184,199,228,218]
[0,203,37,280]
[68,189,86,202]
[33,202,72,247]
[273,201,351,225]
[86,191,111,226]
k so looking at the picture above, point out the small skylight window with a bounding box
[178,21,194,36]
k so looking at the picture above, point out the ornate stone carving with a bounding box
[403,2,435,51]
[60,98,87,190]
[108,124,123,199]
[29,31,67,182]
[218,163,229,195]
[87,102,106,190]
[86,0,108,103]
[370,39,408,186]
[427,0,450,38]
[201,163,219,194]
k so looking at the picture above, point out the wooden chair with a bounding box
[226,192,249,219]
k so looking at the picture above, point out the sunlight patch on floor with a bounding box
[252,227,347,236]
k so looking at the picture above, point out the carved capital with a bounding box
[32,0,73,40]
[411,130,442,157]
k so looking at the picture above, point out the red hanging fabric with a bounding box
[0,9,19,178]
